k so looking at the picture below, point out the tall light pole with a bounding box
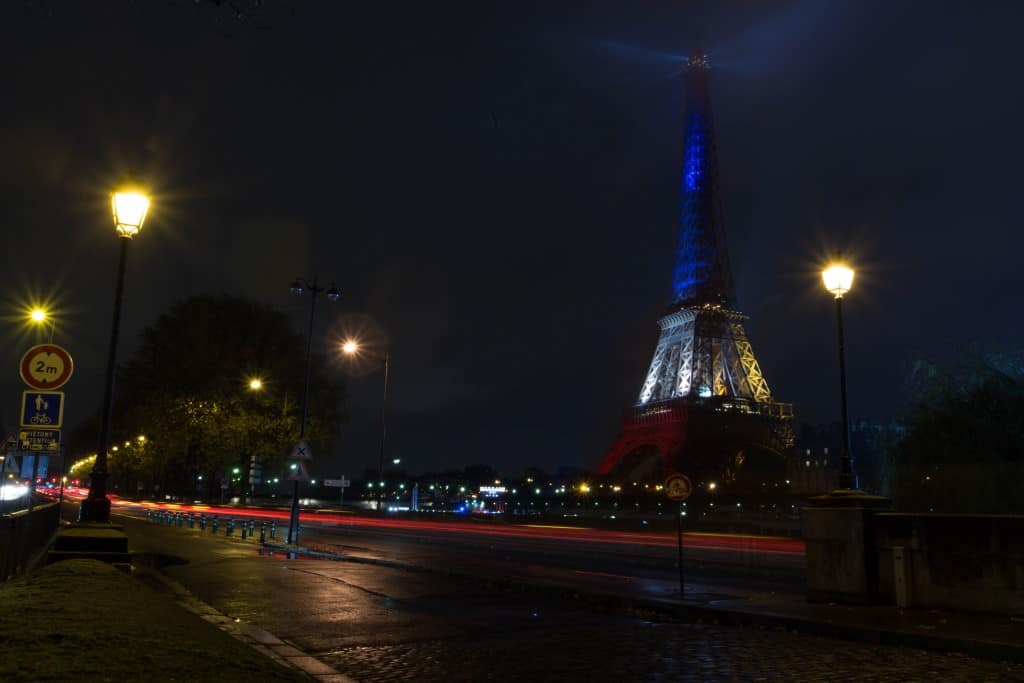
[822,262,856,491]
[80,181,150,522]
[287,276,341,543]
[341,339,391,512]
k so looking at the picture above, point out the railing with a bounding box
[628,396,793,421]
[0,500,61,580]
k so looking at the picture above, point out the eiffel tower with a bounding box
[597,54,793,486]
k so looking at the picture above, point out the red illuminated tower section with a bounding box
[597,55,793,485]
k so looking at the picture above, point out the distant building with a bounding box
[789,419,904,495]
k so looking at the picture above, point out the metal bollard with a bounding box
[259,523,266,543]
[248,520,256,537]
[241,522,248,539]
[188,513,195,529]
[227,519,235,536]
[212,517,220,533]
[146,510,151,522]
[200,515,207,531]
[269,521,277,539]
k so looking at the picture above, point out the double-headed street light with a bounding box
[822,262,856,491]
[341,338,390,512]
[80,180,150,522]
[286,276,341,544]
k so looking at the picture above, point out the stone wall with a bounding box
[873,513,1024,615]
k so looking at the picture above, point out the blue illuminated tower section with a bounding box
[672,54,734,309]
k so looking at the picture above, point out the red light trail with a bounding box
[45,489,804,558]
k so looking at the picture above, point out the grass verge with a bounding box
[0,559,308,682]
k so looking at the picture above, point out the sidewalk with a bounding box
[264,538,1024,664]
[0,558,309,682]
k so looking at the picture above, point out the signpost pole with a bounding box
[664,472,691,600]
[677,500,685,598]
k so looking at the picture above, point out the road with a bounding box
[110,510,1021,682]
[80,491,805,602]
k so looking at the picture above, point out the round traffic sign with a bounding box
[664,473,693,501]
[19,344,74,390]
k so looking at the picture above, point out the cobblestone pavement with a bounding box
[121,517,1023,683]
[323,617,1023,682]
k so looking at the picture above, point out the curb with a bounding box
[132,553,356,682]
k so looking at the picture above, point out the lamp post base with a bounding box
[78,495,111,523]
[803,489,892,604]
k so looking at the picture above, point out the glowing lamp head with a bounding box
[248,378,263,391]
[30,309,47,323]
[822,263,855,298]
[111,184,150,238]
[326,284,341,302]
[289,278,304,295]
[341,340,359,355]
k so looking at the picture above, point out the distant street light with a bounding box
[80,178,150,522]
[342,338,391,512]
[248,377,263,391]
[286,276,341,543]
[822,261,857,490]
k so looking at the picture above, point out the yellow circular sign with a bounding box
[19,344,74,390]
[664,473,693,501]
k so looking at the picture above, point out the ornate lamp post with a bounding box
[341,339,390,512]
[287,276,341,543]
[822,262,856,491]
[79,181,150,522]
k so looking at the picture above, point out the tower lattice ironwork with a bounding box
[597,55,793,485]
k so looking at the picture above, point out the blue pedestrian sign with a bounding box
[20,391,64,428]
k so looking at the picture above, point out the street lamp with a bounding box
[28,308,57,343]
[822,262,856,490]
[79,179,150,522]
[286,276,341,543]
[341,338,391,512]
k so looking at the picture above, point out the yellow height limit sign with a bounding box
[20,344,74,391]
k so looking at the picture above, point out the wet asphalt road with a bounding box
[118,513,1024,682]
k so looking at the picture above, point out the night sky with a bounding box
[2,1,1022,477]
